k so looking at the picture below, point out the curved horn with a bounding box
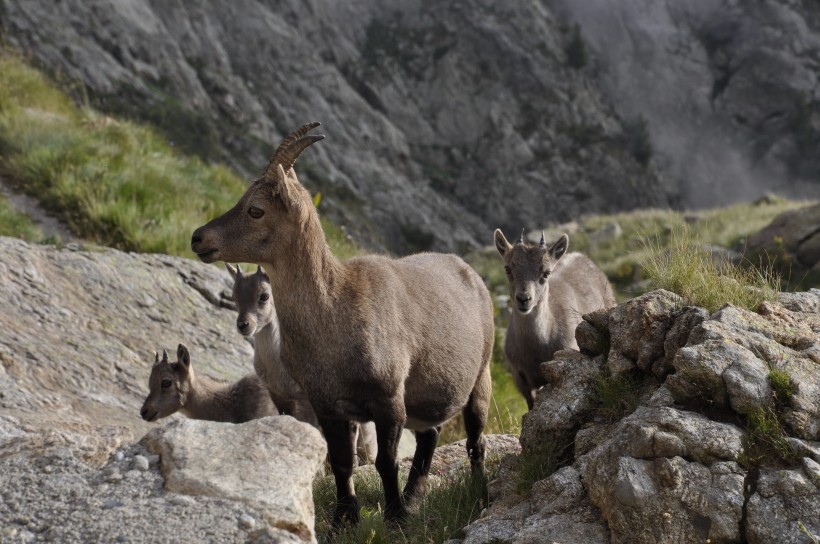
[277,134,325,172]
[540,231,546,247]
[265,122,322,175]
[162,349,169,363]
[154,351,159,364]
[518,229,525,244]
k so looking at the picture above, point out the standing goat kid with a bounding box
[140,344,277,423]
[495,230,615,409]
[191,123,494,527]
[227,263,377,463]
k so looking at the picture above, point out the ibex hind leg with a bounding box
[402,425,441,507]
[463,364,491,475]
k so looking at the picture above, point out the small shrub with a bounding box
[639,226,780,313]
[592,371,644,422]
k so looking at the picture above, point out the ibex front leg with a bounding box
[373,401,409,523]
[319,418,359,529]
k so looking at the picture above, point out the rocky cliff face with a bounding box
[550,0,820,207]
[0,0,672,253]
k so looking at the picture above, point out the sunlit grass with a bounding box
[0,52,359,259]
[639,225,780,313]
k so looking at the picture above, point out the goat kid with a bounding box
[140,344,277,423]
[495,229,615,409]
[227,263,377,463]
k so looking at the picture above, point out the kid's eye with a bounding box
[248,206,264,219]
[259,293,270,302]
[161,379,172,389]
[504,266,512,276]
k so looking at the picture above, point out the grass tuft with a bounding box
[768,368,796,403]
[639,225,780,313]
[515,437,566,496]
[591,371,645,423]
[738,406,798,469]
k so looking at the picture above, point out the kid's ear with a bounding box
[176,344,191,369]
[225,263,241,279]
[494,229,511,257]
[549,234,569,261]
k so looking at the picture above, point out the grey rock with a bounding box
[132,455,149,471]
[144,417,325,543]
[520,351,604,452]
[749,204,820,271]
[607,290,681,374]
[746,465,820,544]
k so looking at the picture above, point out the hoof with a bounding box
[384,499,409,526]
[331,495,360,530]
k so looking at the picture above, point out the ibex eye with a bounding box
[504,266,512,276]
[259,293,270,302]
[248,206,264,219]
[161,379,172,389]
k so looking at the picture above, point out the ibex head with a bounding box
[140,344,194,422]
[494,229,569,315]
[190,122,324,265]
[226,264,274,337]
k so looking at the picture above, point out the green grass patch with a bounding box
[768,368,796,403]
[314,458,499,543]
[0,194,43,242]
[639,225,780,313]
[0,51,359,259]
[591,371,644,423]
[739,406,799,469]
[515,436,566,496]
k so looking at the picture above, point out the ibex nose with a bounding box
[191,229,203,248]
[237,320,251,334]
[516,294,532,304]
[140,407,149,420]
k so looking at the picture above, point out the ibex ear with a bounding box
[549,234,569,261]
[273,164,292,211]
[494,229,511,257]
[153,351,160,365]
[177,344,191,370]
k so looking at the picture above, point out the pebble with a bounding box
[238,513,255,530]
[114,451,125,462]
[133,455,149,471]
[168,495,197,507]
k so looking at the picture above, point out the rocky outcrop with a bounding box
[462,289,820,543]
[748,202,820,273]
[0,0,672,253]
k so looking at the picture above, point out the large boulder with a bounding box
[748,203,820,271]
[0,416,324,543]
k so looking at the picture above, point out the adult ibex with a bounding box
[495,229,615,409]
[191,123,494,527]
